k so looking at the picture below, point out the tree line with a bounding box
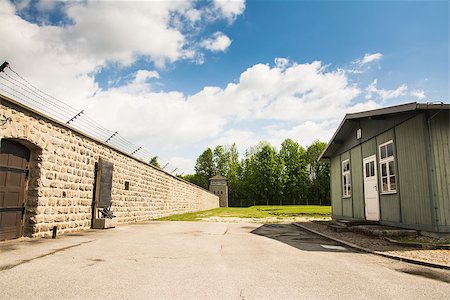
[180,139,330,207]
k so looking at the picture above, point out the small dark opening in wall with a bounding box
[125,181,130,190]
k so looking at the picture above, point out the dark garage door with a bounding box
[0,139,30,241]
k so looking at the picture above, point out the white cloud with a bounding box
[366,80,408,101]
[0,0,246,106]
[1,1,412,174]
[411,89,426,100]
[201,32,232,52]
[167,157,196,174]
[135,70,160,83]
[211,129,260,157]
[212,0,246,22]
[274,57,290,69]
[61,1,192,67]
[79,59,374,168]
[358,53,383,65]
[347,52,383,74]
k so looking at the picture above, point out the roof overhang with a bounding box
[319,102,450,161]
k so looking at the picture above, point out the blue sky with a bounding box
[1,0,448,173]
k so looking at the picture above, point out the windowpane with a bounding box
[343,161,349,172]
[381,163,387,176]
[365,163,370,178]
[382,178,388,192]
[388,161,395,176]
[387,143,394,157]
[370,161,375,176]
[390,176,396,191]
[380,146,387,159]
[343,175,347,185]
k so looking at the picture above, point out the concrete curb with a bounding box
[292,222,450,271]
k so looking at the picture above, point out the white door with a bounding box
[363,155,380,221]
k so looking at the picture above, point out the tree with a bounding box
[225,144,240,206]
[252,142,285,205]
[149,156,161,168]
[188,139,330,206]
[194,148,214,189]
[180,173,206,188]
[213,145,229,176]
[279,139,308,205]
[306,140,330,205]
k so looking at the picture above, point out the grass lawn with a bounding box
[157,205,331,222]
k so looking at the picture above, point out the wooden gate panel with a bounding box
[0,140,30,241]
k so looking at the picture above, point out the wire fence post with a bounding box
[131,147,142,155]
[66,110,84,124]
[105,131,118,143]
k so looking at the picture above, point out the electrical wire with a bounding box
[0,65,168,170]
[7,66,80,114]
[2,71,79,115]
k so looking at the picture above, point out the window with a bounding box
[342,159,351,197]
[124,181,130,190]
[356,128,362,140]
[379,141,396,193]
[365,161,375,178]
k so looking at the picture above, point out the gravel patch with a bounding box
[298,221,450,267]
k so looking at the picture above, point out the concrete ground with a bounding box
[1,221,449,300]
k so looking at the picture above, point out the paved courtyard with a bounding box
[1,221,449,299]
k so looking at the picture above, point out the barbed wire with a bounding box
[0,64,173,172]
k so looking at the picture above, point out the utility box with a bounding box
[209,175,228,207]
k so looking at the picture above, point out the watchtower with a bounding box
[209,175,228,207]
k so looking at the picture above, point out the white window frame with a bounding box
[379,140,397,194]
[342,159,351,198]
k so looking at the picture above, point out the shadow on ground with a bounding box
[251,224,353,253]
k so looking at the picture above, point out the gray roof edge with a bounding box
[346,102,449,120]
[318,101,450,160]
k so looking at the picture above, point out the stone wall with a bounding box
[0,97,219,238]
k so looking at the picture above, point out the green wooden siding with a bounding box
[330,156,342,217]
[350,146,364,218]
[430,111,450,228]
[362,139,376,158]
[395,114,432,226]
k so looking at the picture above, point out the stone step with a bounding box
[350,225,417,237]
[334,219,379,227]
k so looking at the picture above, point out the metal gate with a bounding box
[0,139,30,240]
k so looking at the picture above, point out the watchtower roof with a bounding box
[209,175,227,181]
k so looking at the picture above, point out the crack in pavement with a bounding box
[0,240,95,271]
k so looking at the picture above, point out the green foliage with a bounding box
[149,156,161,168]
[185,138,331,206]
[306,140,330,205]
[194,148,214,188]
[213,145,229,175]
[252,143,285,205]
[180,173,205,188]
[280,139,308,205]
